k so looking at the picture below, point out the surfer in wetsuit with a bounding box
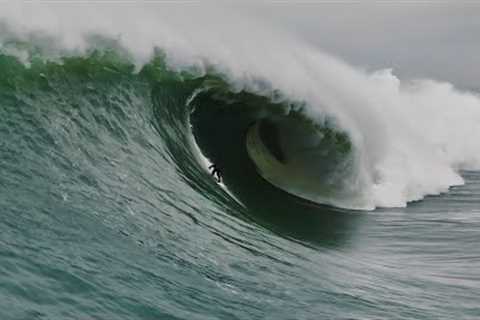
[209,164,222,183]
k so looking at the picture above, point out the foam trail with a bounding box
[2,3,480,209]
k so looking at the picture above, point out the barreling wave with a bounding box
[1,7,480,211]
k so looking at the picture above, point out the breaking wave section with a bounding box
[1,5,480,210]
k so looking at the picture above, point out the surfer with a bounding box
[209,164,222,183]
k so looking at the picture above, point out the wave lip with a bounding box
[245,115,372,210]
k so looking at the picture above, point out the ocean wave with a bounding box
[1,5,480,210]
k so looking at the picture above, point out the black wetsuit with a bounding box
[209,164,222,183]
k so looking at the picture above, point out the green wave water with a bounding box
[1,49,480,320]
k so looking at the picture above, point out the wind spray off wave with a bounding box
[1,3,480,210]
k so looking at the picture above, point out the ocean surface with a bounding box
[1,5,480,320]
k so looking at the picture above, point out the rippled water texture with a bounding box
[0,53,478,320]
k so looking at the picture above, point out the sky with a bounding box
[249,2,480,90]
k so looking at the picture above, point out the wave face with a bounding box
[2,5,480,209]
[1,5,480,320]
[3,4,480,209]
